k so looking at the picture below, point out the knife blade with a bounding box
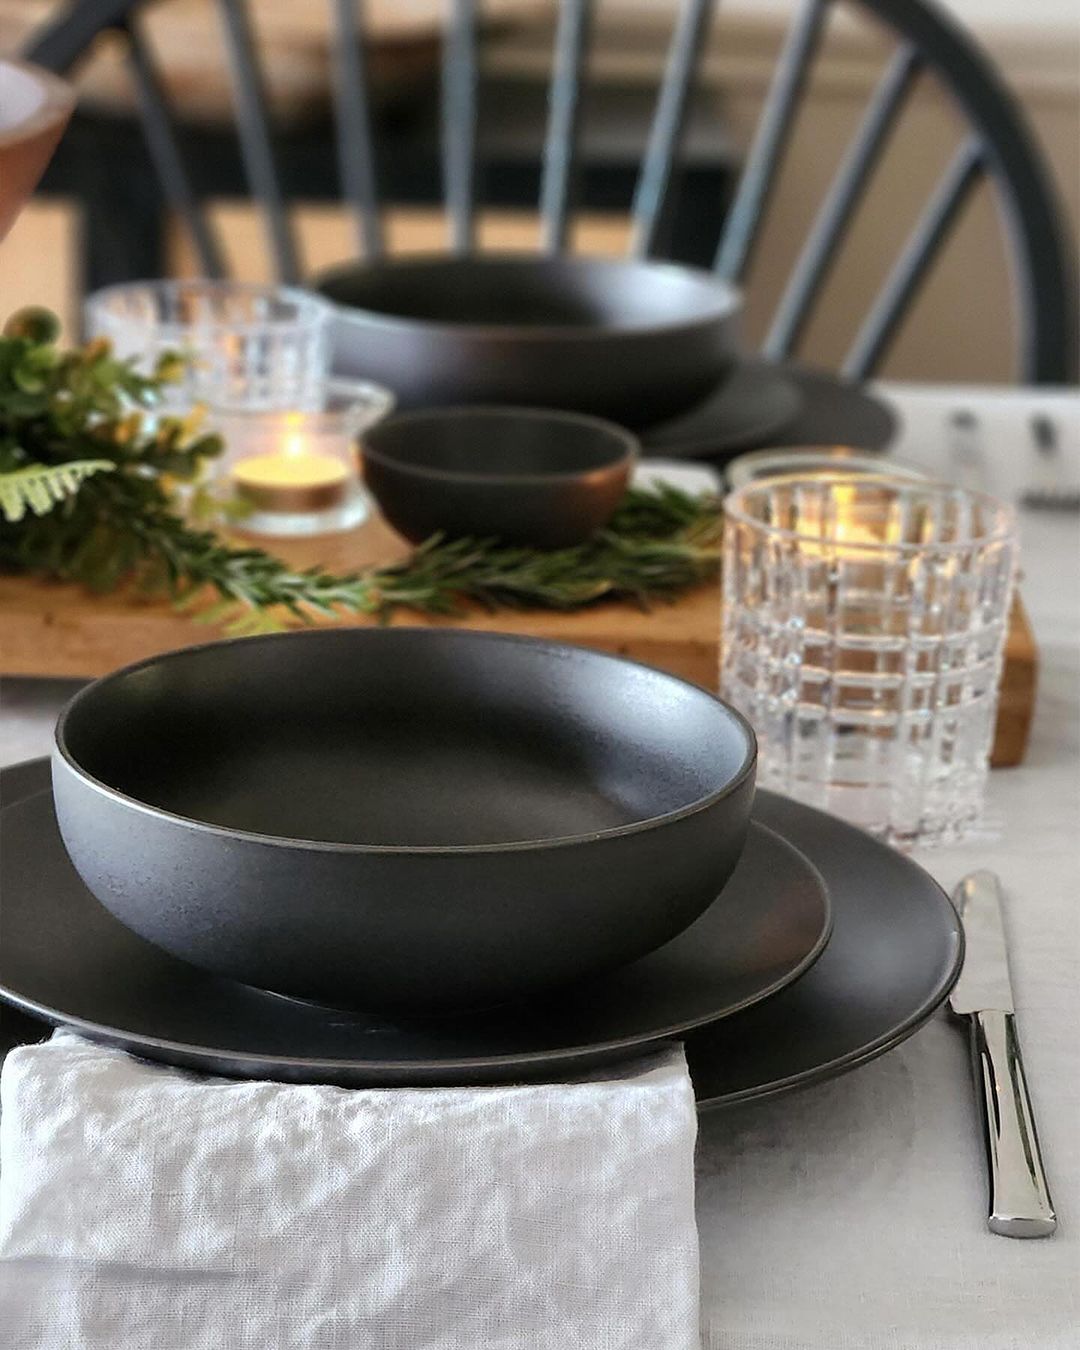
[949,871,1056,1238]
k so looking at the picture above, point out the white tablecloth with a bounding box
[694,505,1080,1349]
[1,394,1078,1349]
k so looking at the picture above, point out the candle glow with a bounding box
[787,473,908,556]
[232,417,351,513]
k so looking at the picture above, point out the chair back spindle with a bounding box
[763,43,923,360]
[330,0,383,260]
[714,0,831,282]
[630,0,714,260]
[843,136,986,378]
[123,17,225,277]
[539,0,593,254]
[216,0,299,282]
[442,0,479,255]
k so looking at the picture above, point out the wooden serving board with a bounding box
[0,511,1036,767]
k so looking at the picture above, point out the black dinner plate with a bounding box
[0,763,963,1105]
[641,360,897,464]
[641,360,803,461]
[777,364,897,452]
[0,776,830,1085]
[688,792,962,1108]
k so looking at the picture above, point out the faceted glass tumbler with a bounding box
[84,280,331,414]
[721,475,1018,847]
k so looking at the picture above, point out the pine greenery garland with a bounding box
[0,309,722,634]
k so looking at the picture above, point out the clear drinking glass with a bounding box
[721,474,1018,847]
[84,280,332,414]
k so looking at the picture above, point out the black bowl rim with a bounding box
[54,628,757,857]
[361,405,639,486]
[314,252,743,342]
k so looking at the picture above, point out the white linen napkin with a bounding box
[0,1032,699,1350]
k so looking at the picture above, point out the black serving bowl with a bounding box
[52,629,757,1014]
[362,406,636,548]
[315,254,742,427]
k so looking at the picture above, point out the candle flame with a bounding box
[831,482,874,549]
[283,427,306,459]
[791,474,906,556]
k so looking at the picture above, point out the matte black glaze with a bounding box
[770,363,897,453]
[362,406,636,547]
[0,763,962,1103]
[687,791,963,1107]
[641,361,804,461]
[316,255,741,426]
[640,361,896,464]
[1,786,828,1083]
[52,629,756,1012]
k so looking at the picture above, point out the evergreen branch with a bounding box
[133,483,720,634]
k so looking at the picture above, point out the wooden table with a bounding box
[0,509,1036,767]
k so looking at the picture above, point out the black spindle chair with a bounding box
[23,0,1077,383]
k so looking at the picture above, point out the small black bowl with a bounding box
[52,628,757,1014]
[361,406,637,548]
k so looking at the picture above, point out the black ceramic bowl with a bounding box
[52,629,756,1014]
[315,254,742,427]
[362,406,636,548]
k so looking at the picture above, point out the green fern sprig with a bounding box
[0,459,114,523]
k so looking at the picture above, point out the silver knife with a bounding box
[949,871,1056,1238]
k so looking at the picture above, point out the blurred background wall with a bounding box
[2,0,1076,382]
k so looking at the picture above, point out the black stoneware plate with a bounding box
[688,792,963,1108]
[641,360,897,465]
[777,364,897,452]
[0,777,830,1085]
[641,360,803,461]
[0,764,963,1101]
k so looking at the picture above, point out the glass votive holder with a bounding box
[212,379,395,537]
[84,279,332,414]
[720,474,1018,848]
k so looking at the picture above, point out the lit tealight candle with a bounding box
[232,429,350,513]
[758,473,913,559]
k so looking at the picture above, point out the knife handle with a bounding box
[969,1009,1056,1238]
